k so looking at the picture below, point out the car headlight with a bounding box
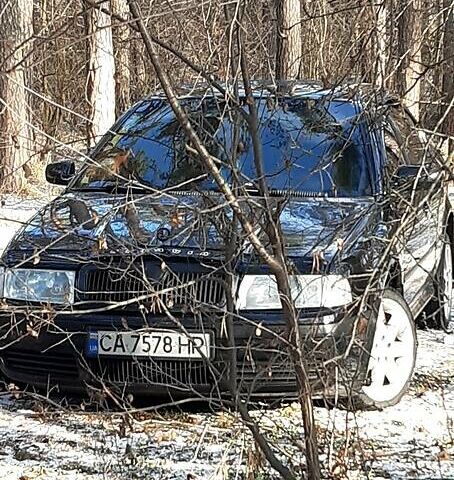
[1,268,75,305]
[237,274,352,310]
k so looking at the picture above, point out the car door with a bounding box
[385,105,443,314]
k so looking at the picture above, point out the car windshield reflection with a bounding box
[73,97,373,197]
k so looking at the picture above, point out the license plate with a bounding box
[87,330,211,359]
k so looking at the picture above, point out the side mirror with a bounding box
[45,160,75,186]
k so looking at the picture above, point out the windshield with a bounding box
[74,96,373,196]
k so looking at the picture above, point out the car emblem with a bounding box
[171,210,185,228]
[156,227,171,242]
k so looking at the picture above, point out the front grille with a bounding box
[3,348,79,379]
[86,358,212,387]
[80,268,148,304]
[78,266,225,311]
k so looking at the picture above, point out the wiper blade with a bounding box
[269,189,333,198]
[241,188,331,198]
[71,183,151,193]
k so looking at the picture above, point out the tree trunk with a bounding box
[85,1,116,148]
[0,0,33,192]
[34,0,62,169]
[397,0,423,120]
[375,1,388,88]
[441,0,453,155]
[275,0,302,80]
[111,0,131,116]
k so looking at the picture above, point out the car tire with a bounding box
[424,238,453,334]
[346,289,417,411]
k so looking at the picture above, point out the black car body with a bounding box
[0,83,451,408]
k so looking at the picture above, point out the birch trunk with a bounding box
[376,1,388,88]
[86,2,116,147]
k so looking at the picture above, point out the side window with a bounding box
[388,106,426,166]
[383,126,405,179]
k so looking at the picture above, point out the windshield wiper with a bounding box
[71,183,151,194]
[240,187,333,198]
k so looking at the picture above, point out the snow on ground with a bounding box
[0,196,452,479]
[0,329,450,480]
[0,195,49,253]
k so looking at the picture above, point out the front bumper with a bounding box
[0,308,374,400]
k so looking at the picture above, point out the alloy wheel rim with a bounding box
[362,297,415,403]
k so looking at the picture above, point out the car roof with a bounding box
[144,80,398,106]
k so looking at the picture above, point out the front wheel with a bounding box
[351,289,417,410]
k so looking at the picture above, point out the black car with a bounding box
[0,82,452,410]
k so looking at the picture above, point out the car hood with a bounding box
[5,191,382,271]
